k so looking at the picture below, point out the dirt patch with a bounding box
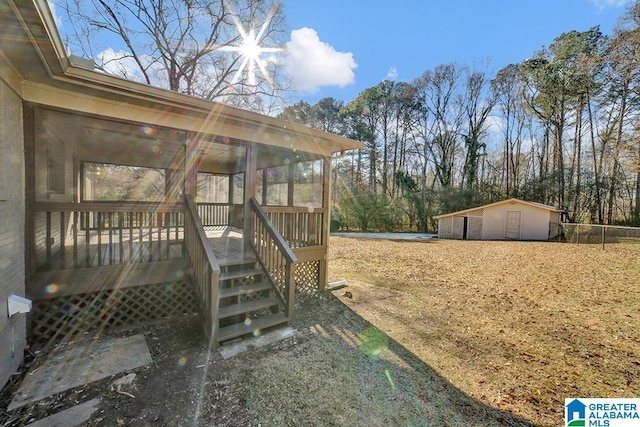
[327,237,640,426]
[1,292,534,426]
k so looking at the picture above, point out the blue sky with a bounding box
[51,0,633,107]
[282,0,633,104]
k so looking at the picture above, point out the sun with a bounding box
[220,11,281,88]
[239,29,262,62]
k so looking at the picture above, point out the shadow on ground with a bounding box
[1,292,536,426]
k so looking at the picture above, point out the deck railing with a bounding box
[197,202,244,229]
[185,195,220,340]
[249,198,298,320]
[31,202,184,271]
[262,206,324,248]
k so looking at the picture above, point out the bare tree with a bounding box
[601,10,640,224]
[414,64,464,189]
[57,0,287,110]
[606,1,640,225]
[460,66,496,192]
[492,64,529,197]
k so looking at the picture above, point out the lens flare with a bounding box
[141,125,156,136]
[358,326,388,359]
[216,7,282,90]
[45,283,59,294]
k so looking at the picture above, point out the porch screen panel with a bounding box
[47,139,66,194]
[230,173,245,229]
[293,159,323,208]
[255,169,263,204]
[232,173,244,204]
[83,163,165,202]
[196,173,229,203]
[266,165,288,206]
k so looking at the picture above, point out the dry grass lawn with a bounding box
[328,236,640,427]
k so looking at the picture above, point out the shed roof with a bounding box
[0,0,363,157]
[434,198,563,219]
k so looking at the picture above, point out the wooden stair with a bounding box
[216,260,288,343]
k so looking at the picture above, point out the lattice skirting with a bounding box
[295,260,320,295]
[29,280,198,346]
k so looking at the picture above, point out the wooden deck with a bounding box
[29,226,251,300]
[204,227,251,266]
[36,226,248,272]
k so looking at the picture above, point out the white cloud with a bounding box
[98,48,145,80]
[591,0,632,10]
[386,67,398,80]
[283,27,357,93]
[97,48,166,89]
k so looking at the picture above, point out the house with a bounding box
[435,198,564,241]
[0,0,362,389]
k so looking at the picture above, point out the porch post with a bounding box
[319,155,332,290]
[184,133,199,197]
[243,143,257,254]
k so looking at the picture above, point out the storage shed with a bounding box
[435,198,564,241]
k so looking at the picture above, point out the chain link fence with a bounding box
[561,223,640,248]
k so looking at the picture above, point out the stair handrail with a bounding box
[249,197,298,320]
[184,195,220,341]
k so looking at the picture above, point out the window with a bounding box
[293,159,323,208]
[83,162,165,201]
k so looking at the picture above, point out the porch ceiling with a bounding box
[37,107,324,173]
[37,108,245,172]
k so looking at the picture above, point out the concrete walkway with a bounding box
[9,334,152,411]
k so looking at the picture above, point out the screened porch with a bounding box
[26,106,331,314]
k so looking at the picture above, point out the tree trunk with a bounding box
[607,77,629,225]
[635,167,640,225]
[587,89,603,224]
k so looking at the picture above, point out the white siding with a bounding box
[482,202,552,240]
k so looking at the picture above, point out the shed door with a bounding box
[505,211,521,239]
